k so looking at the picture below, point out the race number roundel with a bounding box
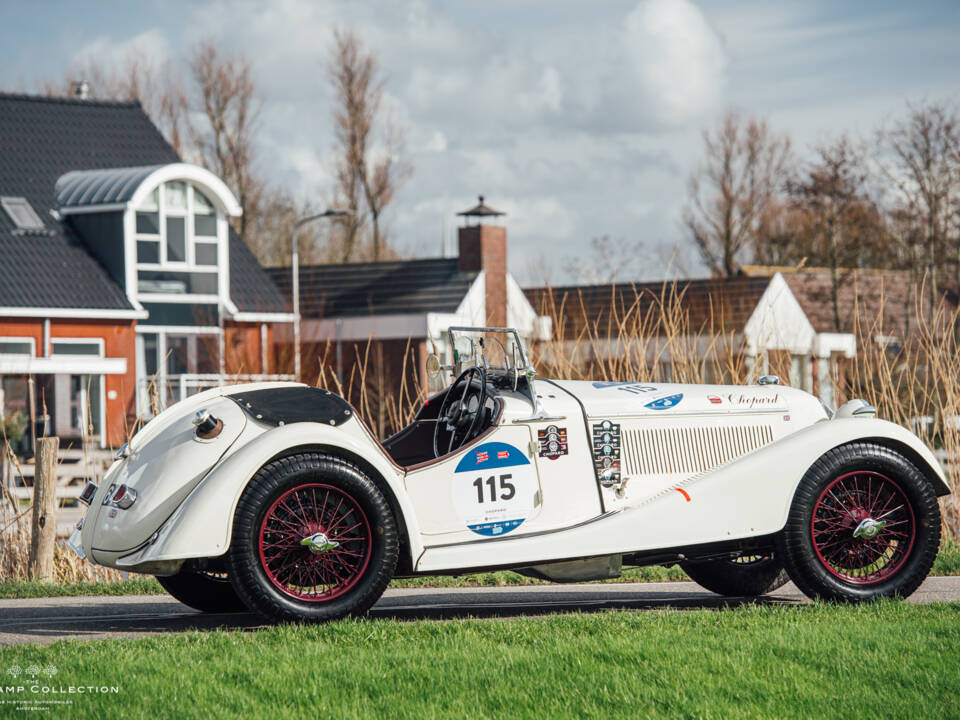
[452,441,538,537]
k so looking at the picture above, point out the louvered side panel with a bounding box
[621,423,776,478]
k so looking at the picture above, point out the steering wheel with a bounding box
[433,366,488,458]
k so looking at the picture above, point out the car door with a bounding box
[405,423,543,538]
[405,388,605,542]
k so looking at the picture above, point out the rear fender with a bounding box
[118,418,420,568]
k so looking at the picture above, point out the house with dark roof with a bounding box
[0,93,292,447]
[524,270,880,408]
[268,198,549,419]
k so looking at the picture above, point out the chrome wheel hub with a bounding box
[300,531,339,555]
[852,517,887,539]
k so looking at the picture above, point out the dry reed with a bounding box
[3,282,957,583]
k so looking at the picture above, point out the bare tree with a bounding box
[188,41,263,245]
[684,110,792,277]
[751,198,811,267]
[329,27,410,262]
[562,236,655,284]
[877,100,960,319]
[788,136,886,331]
[247,188,337,267]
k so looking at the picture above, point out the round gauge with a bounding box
[548,432,558,442]
[602,457,613,469]
[602,420,612,430]
[547,425,558,434]
[548,440,559,452]
[602,444,613,456]
[602,432,612,443]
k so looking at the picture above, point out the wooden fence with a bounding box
[1,442,114,537]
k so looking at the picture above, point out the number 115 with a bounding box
[473,474,515,503]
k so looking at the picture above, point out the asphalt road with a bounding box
[1,577,959,647]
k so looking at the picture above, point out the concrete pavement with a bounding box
[1,576,958,647]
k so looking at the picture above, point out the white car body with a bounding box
[74,375,948,582]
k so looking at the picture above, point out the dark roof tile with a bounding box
[0,92,286,314]
[0,93,176,311]
[268,258,477,318]
[524,276,771,338]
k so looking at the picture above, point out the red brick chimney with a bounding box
[457,196,507,327]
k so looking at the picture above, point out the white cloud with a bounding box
[24,0,950,284]
[71,28,170,69]
[424,130,448,153]
[537,66,564,114]
[624,0,727,124]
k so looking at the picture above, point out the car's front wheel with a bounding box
[681,555,790,597]
[226,452,398,622]
[777,442,941,602]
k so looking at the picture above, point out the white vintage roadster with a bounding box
[68,326,948,621]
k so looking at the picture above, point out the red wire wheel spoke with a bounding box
[810,471,916,585]
[258,483,372,602]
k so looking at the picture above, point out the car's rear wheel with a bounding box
[777,442,941,602]
[156,569,247,612]
[681,555,790,597]
[226,452,398,622]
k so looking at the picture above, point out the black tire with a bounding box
[226,452,398,623]
[156,570,248,612]
[681,555,790,597]
[776,442,941,602]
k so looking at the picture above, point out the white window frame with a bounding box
[136,325,224,412]
[0,196,45,230]
[50,337,106,358]
[0,336,36,357]
[134,182,224,299]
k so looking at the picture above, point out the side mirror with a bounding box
[426,354,442,378]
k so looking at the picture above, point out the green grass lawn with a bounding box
[0,602,958,719]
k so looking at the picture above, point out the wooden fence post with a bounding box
[30,436,59,582]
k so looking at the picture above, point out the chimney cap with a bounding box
[457,195,504,219]
[72,80,90,100]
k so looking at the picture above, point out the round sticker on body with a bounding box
[452,441,538,536]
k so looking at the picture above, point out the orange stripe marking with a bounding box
[675,488,691,502]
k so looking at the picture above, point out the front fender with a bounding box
[118,417,421,569]
[665,416,949,541]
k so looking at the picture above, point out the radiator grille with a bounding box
[621,424,774,477]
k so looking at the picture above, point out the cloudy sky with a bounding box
[3,0,959,282]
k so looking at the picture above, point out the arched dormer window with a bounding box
[55,162,241,304]
[135,181,222,297]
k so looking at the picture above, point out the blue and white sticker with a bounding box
[592,381,684,410]
[645,393,683,410]
[452,442,538,537]
[592,381,658,394]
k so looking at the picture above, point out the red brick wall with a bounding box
[223,322,278,375]
[458,224,508,327]
[0,317,136,447]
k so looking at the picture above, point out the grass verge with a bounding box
[3,537,958,599]
[0,602,958,719]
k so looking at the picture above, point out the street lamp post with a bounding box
[292,209,351,381]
